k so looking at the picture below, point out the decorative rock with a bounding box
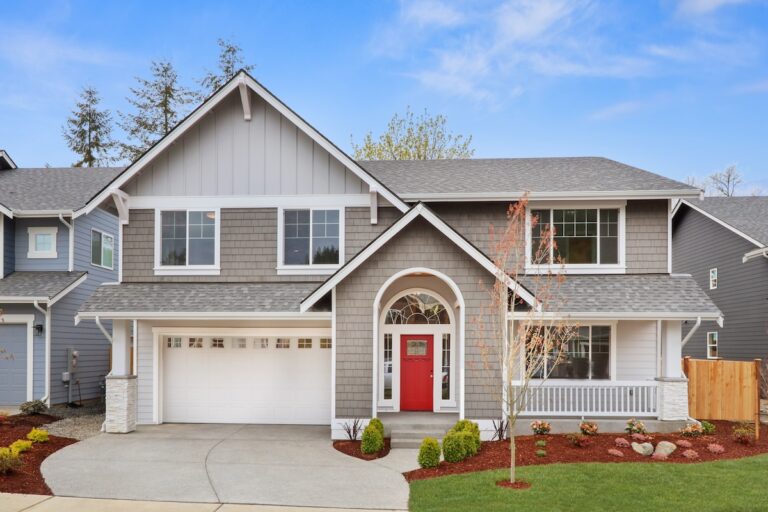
[651,452,668,461]
[654,441,677,457]
[631,442,654,456]
[608,448,624,457]
[676,439,693,448]
[615,437,631,448]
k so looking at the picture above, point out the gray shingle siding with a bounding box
[673,205,768,360]
[626,199,668,273]
[4,215,13,276]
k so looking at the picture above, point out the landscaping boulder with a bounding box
[631,442,653,456]
[654,441,677,458]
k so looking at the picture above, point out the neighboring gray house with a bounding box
[673,197,768,361]
[75,71,721,439]
[0,158,122,407]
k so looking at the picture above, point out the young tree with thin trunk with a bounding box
[62,86,115,167]
[118,60,196,162]
[199,38,255,96]
[474,198,577,484]
[351,107,474,160]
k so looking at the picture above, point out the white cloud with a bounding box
[401,0,464,28]
[589,100,645,121]
[677,0,751,15]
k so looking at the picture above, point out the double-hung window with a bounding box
[91,229,114,269]
[155,209,219,275]
[707,332,719,359]
[279,208,342,273]
[529,325,612,380]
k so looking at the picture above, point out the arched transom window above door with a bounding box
[384,293,450,325]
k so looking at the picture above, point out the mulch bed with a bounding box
[333,438,392,460]
[405,420,768,482]
[0,414,76,495]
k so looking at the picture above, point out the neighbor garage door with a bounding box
[0,324,29,405]
[162,334,332,424]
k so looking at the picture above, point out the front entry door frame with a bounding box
[400,334,434,411]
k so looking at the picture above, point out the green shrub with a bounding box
[700,420,716,435]
[535,439,547,448]
[19,400,47,415]
[361,424,384,454]
[9,440,32,453]
[369,417,385,438]
[457,430,478,457]
[417,437,441,468]
[442,432,467,463]
[27,428,49,443]
[0,447,22,475]
[450,419,481,453]
[535,449,547,457]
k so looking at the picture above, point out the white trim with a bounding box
[276,207,345,274]
[77,71,409,218]
[48,273,88,306]
[0,204,12,219]
[13,210,75,218]
[58,214,74,271]
[0,314,35,402]
[0,214,4,278]
[0,150,17,170]
[508,311,724,322]
[331,288,337,421]
[399,189,703,202]
[743,246,768,263]
[709,268,718,290]
[153,208,221,276]
[127,194,371,210]
[238,77,251,121]
[76,311,332,323]
[118,222,124,282]
[300,203,538,312]
[706,331,719,359]
[667,199,673,274]
[27,226,58,259]
[91,228,115,270]
[674,200,765,249]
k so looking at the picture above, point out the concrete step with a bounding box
[391,439,425,449]
[391,430,446,440]
[389,424,452,434]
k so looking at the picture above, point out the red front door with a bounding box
[400,334,433,411]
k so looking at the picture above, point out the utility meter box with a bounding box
[67,348,79,374]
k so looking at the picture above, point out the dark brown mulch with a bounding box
[496,479,531,489]
[333,438,392,460]
[0,415,76,495]
[404,421,768,482]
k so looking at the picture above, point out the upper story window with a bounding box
[27,227,58,259]
[91,229,114,269]
[707,331,718,359]
[278,208,343,274]
[709,268,718,290]
[154,209,220,275]
[528,205,624,272]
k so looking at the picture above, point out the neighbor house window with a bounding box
[157,209,219,271]
[281,208,341,267]
[91,229,114,269]
[529,208,620,265]
[709,268,718,290]
[707,332,719,359]
[27,227,58,259]
[529,325,612,380]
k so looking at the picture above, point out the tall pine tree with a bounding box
[199,38,255,96]
[62,86,115,167]
[118,60,196,161]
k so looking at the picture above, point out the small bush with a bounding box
[680,423,704,437]
[27,428,49,443]
[625,418,647,435]
[342,419,363,441]
[535,449,547,457]
[675,439,693,448]
[442,432,468,463]
[417,438,441,468]
[682,449,700,460]
[530,420,551,435]
[450,420,481,454]
[458,431,479,457]
[535,439,547,448]
[579,421,599,436]
[361,425,384,454]
[651,452,668,461]
[0,447,22,475]
[566,433,592,448]
[608,448,624,458]
[733,423,756,445]
[700,420,716,435]
[9,440,32,453]
[19,400,47,415]
[707,443,725,454]
[615,437,631,448]
[369,417,385,438]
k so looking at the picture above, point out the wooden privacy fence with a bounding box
[683,356,761,439]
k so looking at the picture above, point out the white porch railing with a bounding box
[513,380,658,418]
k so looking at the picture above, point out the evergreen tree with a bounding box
[118,60,196,161]
[200,38,255,96]
[62,86,115,167]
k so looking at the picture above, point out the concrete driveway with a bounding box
[41,424,411,510]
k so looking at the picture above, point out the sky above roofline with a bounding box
[0,0,766,194]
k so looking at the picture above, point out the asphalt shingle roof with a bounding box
[79,282,321,314]
[0,167,124,212]
[517,274,721,316]
[359,157,697,197]
[685,197,768,247]
[0,271,86,300]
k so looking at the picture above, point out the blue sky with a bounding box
[1,0,766,192]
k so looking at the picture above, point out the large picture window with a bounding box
[91,229,114,269]
[282,208,340,267]
[157,209,218,270]
[529,325,612,380]
[530,208,620,265]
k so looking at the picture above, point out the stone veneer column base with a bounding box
[656,377,689,421]
[106,375,137,433]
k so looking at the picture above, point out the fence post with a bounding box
[755,359,761,440]
[682,356,690,377]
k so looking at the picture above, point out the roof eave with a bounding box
[508,311,723,321]
[398,189,704,202]
[75,311,332,323]
[11,209,75,218]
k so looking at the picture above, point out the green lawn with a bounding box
[410,454,768,512]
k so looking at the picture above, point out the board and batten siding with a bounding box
[121,91,365,197]
[49,207,119,404]
[673,205,768,361]
[14,218,69,271]
[3,215,14,276]
[615,320,658,380]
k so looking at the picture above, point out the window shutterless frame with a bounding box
[709,268,718,290]
[90,228,115,270]
[276,206,344,275]
[153,208,221,276]
[706,331,719,359]
[27,226,58,259]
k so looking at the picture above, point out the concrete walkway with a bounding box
[41,424,413,510]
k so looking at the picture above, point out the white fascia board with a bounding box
[75,311,332,322]
[399,189,703,202]
[0,150,17,169]
[0,296,49,303]
[508,311,723,322]
[127,194,371,209]
[0,204,12,218]
[48,273,88,306]
[300,203,538,312]
[12,210,74,218]
[674,200,765,249]
[743,247,768,263]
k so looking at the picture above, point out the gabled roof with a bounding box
[300,202,538,312]
[0,150,16,170]
[78,70,409,218]
[675,197,768,248]
[360,157,702,201]
[0,271,87,305]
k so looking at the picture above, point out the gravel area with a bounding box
[43,414,104,440]
[47,399,104,419]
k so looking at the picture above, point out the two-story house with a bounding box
[0,152,121,408]
[76,71,721,438]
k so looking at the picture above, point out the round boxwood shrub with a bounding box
[417,437,441,468]
[369,417,385,437]
[361,424,384,454]
[0,447,22,475]
[442,432,467,463]
[450,419,481,453]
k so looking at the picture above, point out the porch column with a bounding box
[105,320,137,433]
[656,320,689,421]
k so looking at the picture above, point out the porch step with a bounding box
[389,427,453,449]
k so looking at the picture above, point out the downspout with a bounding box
[681,317,701,348]
[58,214,74,272]
[33,300,51,406]
[95,316,113,432]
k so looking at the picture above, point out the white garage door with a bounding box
[162,334,332,424]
